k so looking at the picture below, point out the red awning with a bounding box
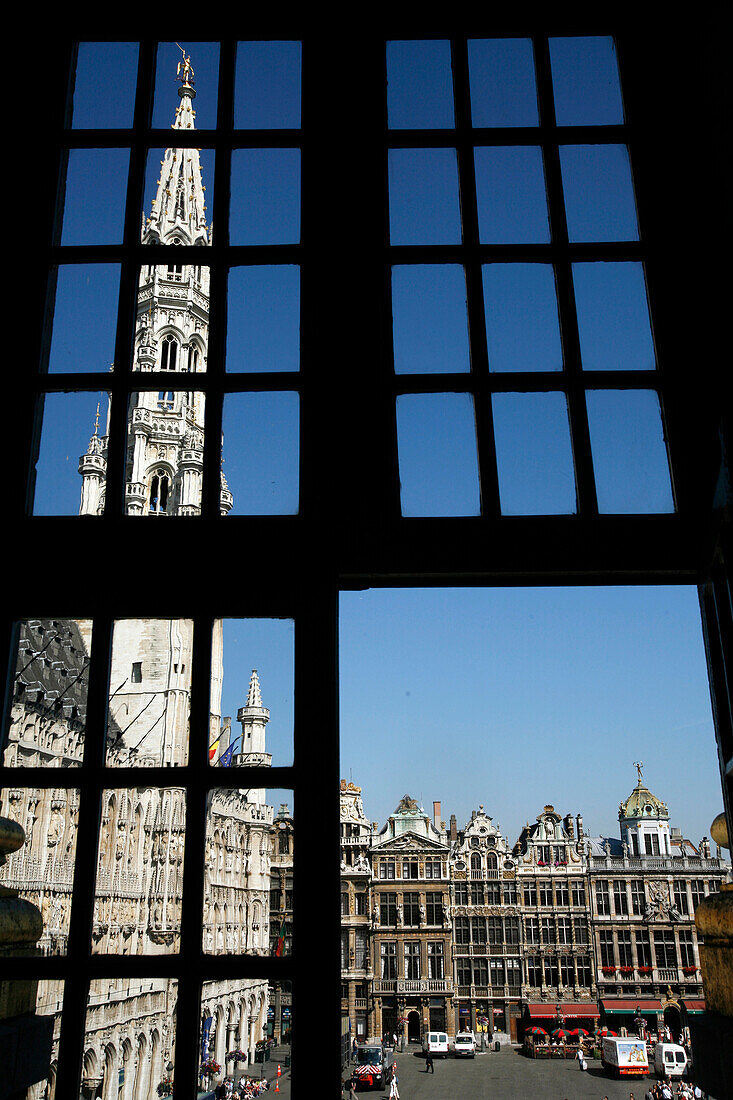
[601,999,662,1013]
[682,1000,706,1014]
[527,1003,600,1019]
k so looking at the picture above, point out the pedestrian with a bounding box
[349,1073,357,1100]
[389,1066,400,1099]
[425,1049,434,1073]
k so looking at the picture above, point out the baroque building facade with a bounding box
[0,58,273,1100]
[340,774,729,1047]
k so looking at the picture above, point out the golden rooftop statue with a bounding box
[634,760,644,783]
[176,44,194,86]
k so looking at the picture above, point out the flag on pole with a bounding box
[208,737,219,762]
[218,743,234,767]
[274,917,287,957]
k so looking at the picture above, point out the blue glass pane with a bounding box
[549,37,624,126]
[388,149,462,245]
[226,266,300,373]
[33,393,107,515]
[586,390,674,513]
[396,393,480,516]
[235,41,301,128]
[49,265,120,374]
[392,266,470,374]
[230,149,301,245]
[152,42,220,129]
[387,40,454,129]
[61,149,130,245]
[468,39,539,127]
[222,392,299,515]
[573,263,655,371]
[474,147,550,243]
[492,392,576,515]
[482,264,562,373]
[560,145,639,242]
[72,43,139,128]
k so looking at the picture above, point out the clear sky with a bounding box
[339,586,723,847]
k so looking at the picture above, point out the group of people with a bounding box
[643,1083,706,1099]
[214,1074,271,1099]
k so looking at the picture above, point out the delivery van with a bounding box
[453,1032,476,1058]
[654,1042,688,1079]
[422,1031,450,1058]
[601,1036,649,1077]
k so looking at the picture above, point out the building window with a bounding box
[571,880,586,907]
[485,881,500,905]
[673,882,689,915]
[471,916,487,944]
[644,832,660,855]
[131,661,142,683]
[455,917,470,945]
[554,880,569,906]
[403,858,418,879]
[381,942,397,980]
[630,879,645,915]
[426,892,443,925]
[160,332,179,370]
[487,916,503,944]
[613,880,628,915]
[489,958,504,987]
[149,471,171,514]
[690,880,706,910]
[354,891,366,916]
[380,893,397,927]
[457,960,472,987]
[599,929,615,967]
[654,929,677,969]
[557,916,572,945]
[678,929,695,968]
[502,881,517,905]
[596,880,611,915]
[472,959,488,988]
[559,955,574,986]
[576,957,592,986]
[527,956,542,988]
[341,892,349,916]
[541,916,556,944]
[573,917,589,945]
[636,929,652,968]
[506,957,521,987]
[538,880,553,906]
[403,942,420,980]
[354,929,368,969]
[425,858,442,879]
[525,917,540,945]
[454,881,468,906]
[617,929,633,967]
[505,916,520,945]
[544,957,559,986]
[427,941,444,979]
[403,891,420,926]
[380,860,395,880]
[523,882,537,907]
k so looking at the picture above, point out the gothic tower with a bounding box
[78,53,232,518]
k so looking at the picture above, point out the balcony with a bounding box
[397,979,453,994]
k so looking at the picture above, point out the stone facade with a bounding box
[340,781,374,1041]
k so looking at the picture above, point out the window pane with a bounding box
[573,262,655,372]
[387,40,454,129]
[549,36,624,126]
[71,42,139,128]
[199,980,287,1087]
[586,390,674,513]
[221,392,299,515]
[60,149,130,246]
[492,392,576,514]
[48,264,120,374]
[2,619,91,767]
[392,265,470,374]
[235,41,302,128]
[474,147,550,243]
[226,266,300,373]
[468,39,539,127]
[125,391,205,516]
[396,393,481,516]
[152,42,219,129]
[210,619,294,768]
[388,148,462,245]
[107,619,193,767]
[94,790,185,953]
[143,147,214,247]
[482,264,562,372]
[0,788,79,954]
[230,149,301,245]
[85,979,177,1097]
[560,145,639,242]
[33,392,109,516]
[204,788,292,955]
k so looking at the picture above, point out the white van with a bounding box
[654,1042,688,1079]
[422,1032,450,1058]
[453,1032,476,1058]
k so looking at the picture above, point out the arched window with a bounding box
[160,334,178,370]
[149,472,170,515]
[188,346,199,372]
[167,263,183,281]
[157,391,174,411]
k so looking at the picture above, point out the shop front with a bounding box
[601,998,662,1038]
[522,1001,600,1041]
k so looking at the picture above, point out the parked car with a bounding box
[422,1031,450,1058]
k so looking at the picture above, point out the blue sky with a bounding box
[339,586,723,847]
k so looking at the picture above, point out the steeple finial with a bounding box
[634,760,644,784]
[176,44,195,89]
[246,669,263,709]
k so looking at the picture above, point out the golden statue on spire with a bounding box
[634,760,644,784]
[176,44,195,86]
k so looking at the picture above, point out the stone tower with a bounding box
[78,53,232,518]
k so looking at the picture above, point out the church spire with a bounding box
[144,46,209,247]
[246,669,263,709]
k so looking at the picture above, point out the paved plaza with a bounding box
[348,1043,712,1100]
